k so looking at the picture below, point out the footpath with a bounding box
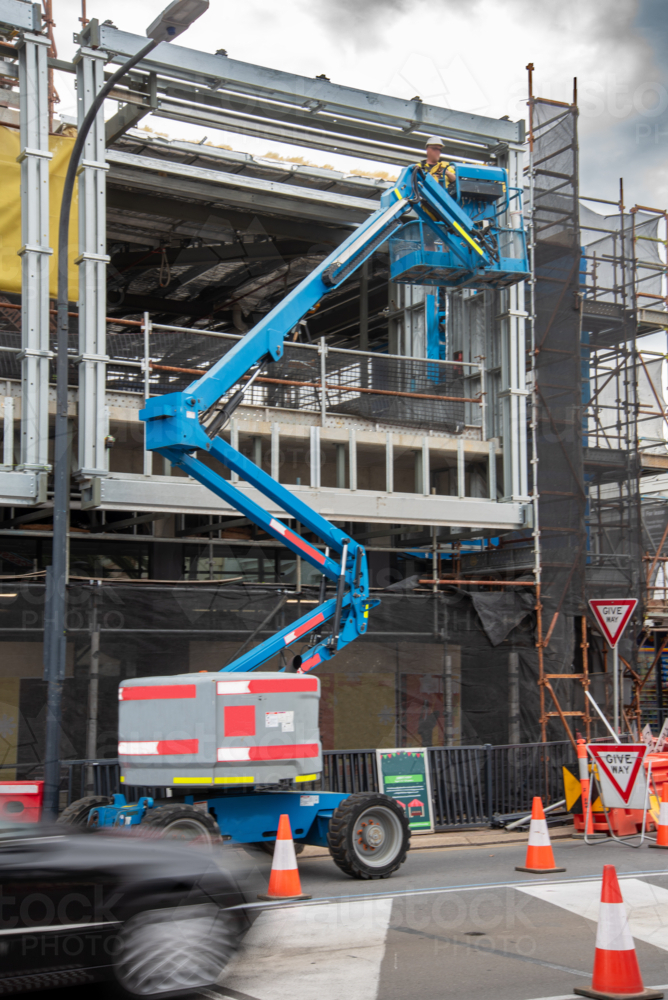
[299,821,575,858]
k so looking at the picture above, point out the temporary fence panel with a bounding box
[54,740,575,829]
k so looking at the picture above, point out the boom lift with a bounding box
[62,161,529,878]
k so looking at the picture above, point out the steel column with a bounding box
[488,439,497,500]
[385,432,393,493]
[271,422,279,481]
[17,31,52,473]
[75,45,110,480]
[422,436,430,495]
[498,146,529,502]
[457,438,465,498]
[2,397,14,468]
[349,428,357,491]
[498,285,529,501]
[309,425,320,488]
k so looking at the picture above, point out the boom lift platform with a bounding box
[62,161,529,879]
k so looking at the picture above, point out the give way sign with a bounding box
[588,744,648,808]
[589,599,638,648]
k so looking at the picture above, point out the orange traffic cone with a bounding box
[649,783,668,849]
[515,796,566,874]
[575,865,663,1000]
[257,814,311,901]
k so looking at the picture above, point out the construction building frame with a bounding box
[0,0,666,766]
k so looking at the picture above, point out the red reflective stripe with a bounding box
[249,679,318,693]
[157,739,199,755]
[283,528,326,565]
[299,653,321,673]
[269,517,326,566]
[248,744,319,761]
[288,613,325,643]
[121,685,197,701]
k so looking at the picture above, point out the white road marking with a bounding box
[521,989,668,1000]
[221,898,393,1000]
[517,878,668,952]
[237,868,668,913]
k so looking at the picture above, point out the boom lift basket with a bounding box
[389,220,529,290]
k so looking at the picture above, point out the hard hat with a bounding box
[425,135,445,148]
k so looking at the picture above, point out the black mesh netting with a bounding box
[531,98,587,624]
[0,581,591,771]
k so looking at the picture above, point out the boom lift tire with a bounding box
[327,792,410,879]
[57,795,112,827]
[140,804,222,845]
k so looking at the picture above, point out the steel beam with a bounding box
[17,30,52,472]
[93,24,523,146]
[75,46,109,480]
[116,134,391,196]
[151,87,492,164]
[94,472,528,529]
[0,0,40,31]
[106,72,497,163]
[107,165,370,229]
[150,100,483,167]
[105,71,156,145]
[106,149,379,215]
[0,468,42,502]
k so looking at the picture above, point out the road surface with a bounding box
[214,833,668,1000]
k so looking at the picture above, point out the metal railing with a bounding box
[107,321,485,436]
[5,739,575,829]
[0,313,485,438]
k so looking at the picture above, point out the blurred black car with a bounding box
[0,819,248,997]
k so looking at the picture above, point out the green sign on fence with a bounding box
[376,748,434,832]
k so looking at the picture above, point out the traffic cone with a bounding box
[649,783,668,849]
[515,796,566,874]
[257,814,311,901]
[578,737,595,836]
[575,865,663,1000]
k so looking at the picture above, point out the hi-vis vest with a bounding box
[418,158,454,186]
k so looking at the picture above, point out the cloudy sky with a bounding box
[48,0,667,209]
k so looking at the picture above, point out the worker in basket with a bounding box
[419,136,456,188]
[418,135,456,241]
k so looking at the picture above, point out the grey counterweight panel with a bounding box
[118,672,322,786]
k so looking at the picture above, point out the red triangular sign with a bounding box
[588,744,647,805]
[589,598,638,648]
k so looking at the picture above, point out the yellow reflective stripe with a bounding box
[173,777,212,784]
[452,220,485,257]
[120,776,125,783]
[295,774,317,783]
[393,188,403,201]
[215,775,254,784]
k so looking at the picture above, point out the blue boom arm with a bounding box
[140,161,527,673]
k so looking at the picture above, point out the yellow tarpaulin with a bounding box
[0,125,79,301]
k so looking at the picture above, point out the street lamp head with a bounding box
[146,0,209,42]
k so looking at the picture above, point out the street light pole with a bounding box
[42,0,209,819]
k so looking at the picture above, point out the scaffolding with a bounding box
[526,64,668,742]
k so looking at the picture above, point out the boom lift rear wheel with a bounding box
[327,792,410,879]
[57,795,112,827]
[140,804,222,845]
